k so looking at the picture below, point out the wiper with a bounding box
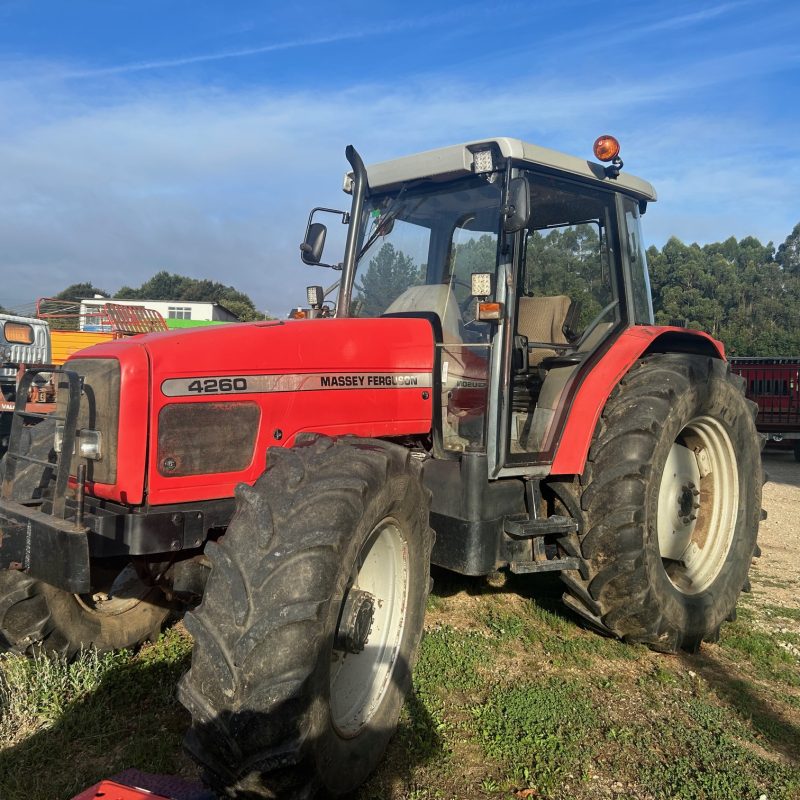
[356,180,430,263]
[357,193,408,262]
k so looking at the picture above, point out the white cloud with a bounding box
[0,60,797,314]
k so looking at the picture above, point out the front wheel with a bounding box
[178,434,433,799]
[559,354,761,652]
[0,564,170,658]
[0,419,170,658]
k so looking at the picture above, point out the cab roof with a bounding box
[348,137,657,202]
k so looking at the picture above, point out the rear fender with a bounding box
[550,326,724,476]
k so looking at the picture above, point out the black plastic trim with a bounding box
[0,495,235,591]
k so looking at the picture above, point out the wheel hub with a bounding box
[76,564,150,616]
[334,588,376,654]
[657,416,739,595]
[677,481,700,523]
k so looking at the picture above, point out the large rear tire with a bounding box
[558,354,761,652]
[178,434,433,799]
[0,419,169,658]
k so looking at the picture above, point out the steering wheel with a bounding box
[575,299,620,349]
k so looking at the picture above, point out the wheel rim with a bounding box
[74,563,151,616]
[330,517,409,737]
[657,415,739,595]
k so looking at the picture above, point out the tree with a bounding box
[113,271,262,321]
[355,244,422,317]
[54,283,110,301]
[647,227,800,356]
[777,223,800,277]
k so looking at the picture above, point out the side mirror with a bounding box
[300,222,327,265]
[503,176,531,233]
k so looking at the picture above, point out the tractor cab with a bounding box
[302,136,656,476]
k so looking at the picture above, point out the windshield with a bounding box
[348,176,503,344]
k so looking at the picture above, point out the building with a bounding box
[79,298,240,331]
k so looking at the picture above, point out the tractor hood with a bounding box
[142,317,435,376]
[68,317,437,506]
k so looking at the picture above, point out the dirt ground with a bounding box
[752,450,800,612]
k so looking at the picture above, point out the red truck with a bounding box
[730,357,800,461]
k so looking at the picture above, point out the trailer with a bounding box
[36,298,169,364]
[730,357,800,460]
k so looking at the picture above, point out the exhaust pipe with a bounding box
[336,145,369,318]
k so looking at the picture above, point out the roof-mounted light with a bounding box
[593,135,623,179]
[472,148,495,174]
[593,135,620,162]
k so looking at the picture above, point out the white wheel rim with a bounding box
[74,563,150,616]
[330,518,409,736]
[656,415,739,595]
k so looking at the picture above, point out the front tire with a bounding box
[0,566,170,658]
[0,419,169,658]
[178,434,433,799]
[559,354,761,652]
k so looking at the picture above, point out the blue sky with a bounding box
[0,0,798,315]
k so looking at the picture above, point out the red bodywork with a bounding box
[729,357,800,436]
[551,326,725,475]
[72,318,435,506]
[65,320,724,507]
[71,780,169,800]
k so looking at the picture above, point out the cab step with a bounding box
[504,513,581,574]
[509,556,581,574]
[504,514,577,538]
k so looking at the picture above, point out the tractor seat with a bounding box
[384,284,463,345]
[517,295,573,366]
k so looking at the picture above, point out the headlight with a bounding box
[79,430,102,461]
[54,425,102,460]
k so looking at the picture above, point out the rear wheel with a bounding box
[0,419,169,658]
[178,434,433,799]
[559,354,761,652]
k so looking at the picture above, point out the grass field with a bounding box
[0,564,798,800]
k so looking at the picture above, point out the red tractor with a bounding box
[0,136,761,798]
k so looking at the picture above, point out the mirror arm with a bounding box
[303,207,350,237]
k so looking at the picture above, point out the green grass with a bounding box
[1,585,799,800]
[471,679,596,794]
[0,627,193,800]
[720,620,800,686]
[764,605,800,621]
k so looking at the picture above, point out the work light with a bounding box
[306,286,324,308]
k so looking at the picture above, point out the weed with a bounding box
[470,679,596,795]
[0,648,129,741]
[0,626,194,800]
[720,621,800,686]
[415,627,494,697]
[764,605,800,621]
[636,712,799,800]
[483,609,525,641]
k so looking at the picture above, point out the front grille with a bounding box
[157,402,261,477]
[56,358,120,484]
